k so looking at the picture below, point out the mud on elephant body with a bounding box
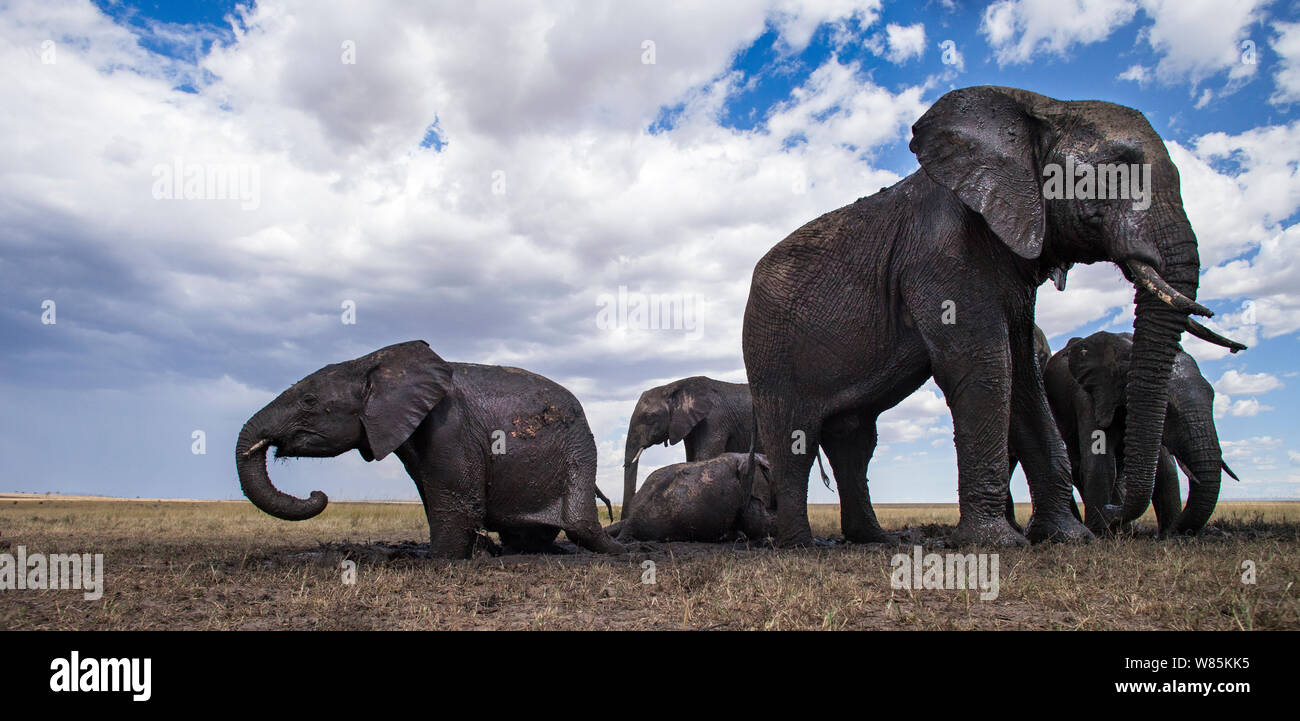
[607,453,775,543]
[1045,331,1238,536]
[742,86,1245,548]
[235,341,622,559]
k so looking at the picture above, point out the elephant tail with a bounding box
[594,486,615,523]
[816,447,832,489]
[1222,461,1240,482]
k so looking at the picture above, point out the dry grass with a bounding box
[1,497,1296,630]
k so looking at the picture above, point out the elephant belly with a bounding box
[482,460,569,530]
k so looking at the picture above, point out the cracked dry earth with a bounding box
[1,497,1297,630]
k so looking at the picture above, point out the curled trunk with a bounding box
[1170,419,1224,533]
[235,420,328,521]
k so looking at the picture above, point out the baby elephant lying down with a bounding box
[607,453,775,542]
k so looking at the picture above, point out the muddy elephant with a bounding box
[742,85,1244,548]
[1045,331,1240,536]
[235,341,623,558]
[622,377,762,519]
[606,453,775,542]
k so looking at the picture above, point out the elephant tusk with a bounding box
[242,438,269,459]
[1126,261,1214,317]
[623,446,645,468]
[1184,317,1247,353]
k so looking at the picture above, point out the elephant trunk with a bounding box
[1171,418,1224,534]
[1116,224,1201,525]
[236,412,328,521]
[622,440,645,521]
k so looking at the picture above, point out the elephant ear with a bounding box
[910,86,1047,259]
[667,386,714,445]
[361,341,454,461]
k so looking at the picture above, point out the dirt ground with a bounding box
[1,496,1296,630]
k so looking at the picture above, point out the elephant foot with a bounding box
[951,516,1029,548]
[776,526,815,549]
[1024,513,1094,544]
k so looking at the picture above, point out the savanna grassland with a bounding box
[1,495,1297,630]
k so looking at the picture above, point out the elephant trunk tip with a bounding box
[236,435,329,521]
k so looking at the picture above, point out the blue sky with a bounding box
[2,0,1298,507]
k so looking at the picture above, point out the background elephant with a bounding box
[622,377,762,519]
[742,85,1244,548]
[235,340,623,558]
[1045,331,1238,535]
[606,453,775,542]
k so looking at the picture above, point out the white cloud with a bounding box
[770,0,884,52]
[1221,435,1284,462]
[882,22,926,63]
[1214,369,1283,395]
[1118,63,1151,84]
[1271,20,1300,105]
[0,0,940,504]
[1137,0,1265,87]
[980,0,1138,65]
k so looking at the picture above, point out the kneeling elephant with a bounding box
[235,340,623,558]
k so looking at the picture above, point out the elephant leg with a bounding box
[405,455,485,559]
[1152,447,1182,538]
[926,343,1027,547]
[425,503,481,559]
[558,450,624,554]
[753,394,819,547]
[1074,415,1119,534]
[821,413,890,543]
[1009,336,1093,543]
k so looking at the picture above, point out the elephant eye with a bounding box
[302,394,318,407]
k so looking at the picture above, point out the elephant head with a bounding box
[235,341,453,521]
[1062,331,1226,532]
[910,86,1244,525]
[622,378,715,518]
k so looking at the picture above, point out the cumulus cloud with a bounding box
[980,0,1138,65]
[0,0,936,502]
[1214,369,1283,395]
[1271,21,1300,105]
[882,22,926,64]
[1136,0,1265,87]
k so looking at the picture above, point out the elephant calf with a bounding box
[1044,331,1237,536]
[607,453,775,542]
[235,340,623,558]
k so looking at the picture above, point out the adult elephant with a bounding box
[235,341,623,558]
[742,86,1244,547]
[622,377,761,520]
[1045,331,1241,536]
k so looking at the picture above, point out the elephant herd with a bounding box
[235,86,1247,558]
